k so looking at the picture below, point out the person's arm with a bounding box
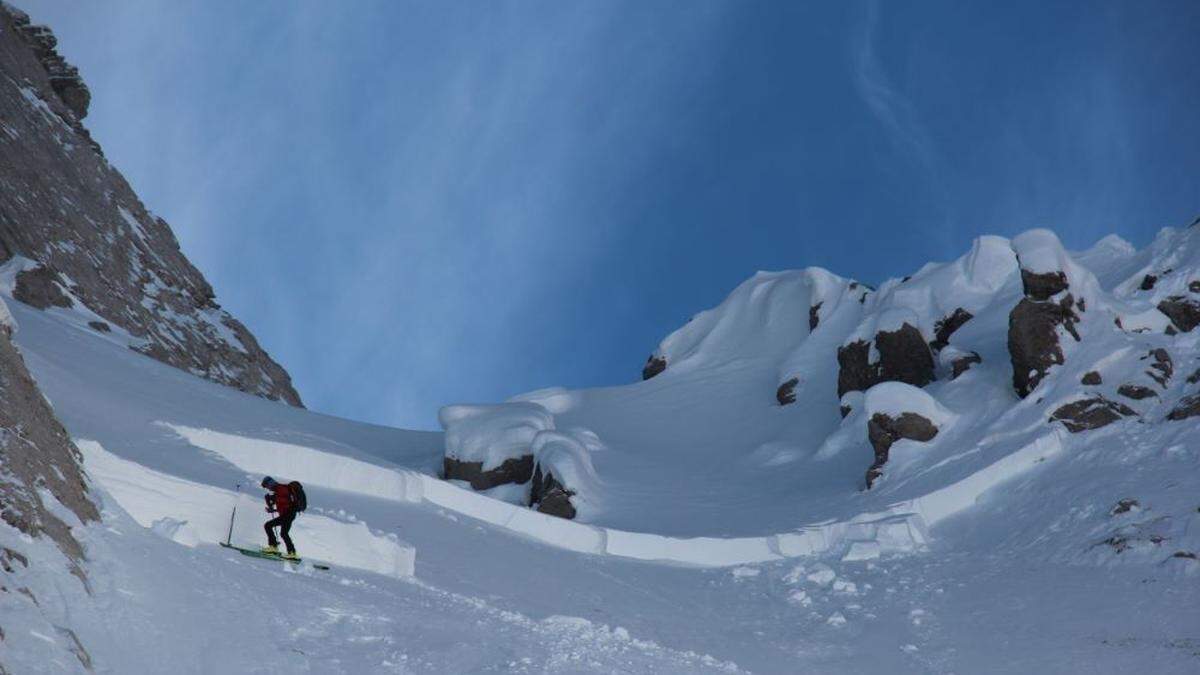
[264,492,276,513]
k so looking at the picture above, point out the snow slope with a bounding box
[4,227,1200,673]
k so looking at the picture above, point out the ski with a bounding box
[219,542,331,571]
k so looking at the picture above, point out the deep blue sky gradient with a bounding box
[21,1,1200,429]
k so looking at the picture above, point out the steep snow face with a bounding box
[0,5,301,406]
[437,226,1200,550]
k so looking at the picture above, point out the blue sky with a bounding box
[21,1,1200,429]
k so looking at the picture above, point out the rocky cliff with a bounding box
[0,2,301,406]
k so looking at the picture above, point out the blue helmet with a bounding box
[261,476,276,488]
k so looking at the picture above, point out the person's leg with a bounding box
[279,512,296,555]
[264,515,281,547]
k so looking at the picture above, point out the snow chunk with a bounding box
[439,402,554,470]
[831,579,858,594]
[730,566,760,579]
[787,589,812,606]
[842,541,881,562]
[806,563,836,586]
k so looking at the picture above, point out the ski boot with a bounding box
[260,544,280,555]
[282,551,300,561]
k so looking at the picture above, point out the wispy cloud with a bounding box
[851,1,939,176]
[850,0,953,251]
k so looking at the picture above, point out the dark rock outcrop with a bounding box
[12,265,72,309]
[1167,394,1200,421]
[1008,294,1080,398]
[87,320,110,333]
[443,455,534,491]
[1143,348,1173,387]
[865,412,938,488]
[1050,397,1135,432]
[1117,384,1157,400]
[0,5,301,406]
[950,351,981,380]
[1157,297,1200,333]
[1021,269,1069,301]
[930,308,973,352]
[776,377,799,406]
[8,11,90,121]
[1139,274,1158,291]
[529,464,577,520]
[809,302,822,331]
[641,355,667,381]
[837,323,935,397]
[1081,371,1102,386]
[0,316,98,564]
[1190,280,1200,293]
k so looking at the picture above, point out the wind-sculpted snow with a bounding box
[440,402,555,470]
[164,423,425,504]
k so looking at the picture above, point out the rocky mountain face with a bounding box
[0,300,97,554]
[0,3,301,407]
[0,297,98,669]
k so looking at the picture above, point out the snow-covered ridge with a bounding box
[432,224,1200,558]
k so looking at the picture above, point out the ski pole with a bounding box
[226,482,241,546]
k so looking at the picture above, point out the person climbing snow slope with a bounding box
[261,475,299,560]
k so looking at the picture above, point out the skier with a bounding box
[260,476,299,560]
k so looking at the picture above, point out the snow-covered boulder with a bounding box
[439,402,554,490]
[837,308,935,397]
[529,429,603,520]
[863,382,950,488]
[1007,230,1087,398]
[1013,229,1076,300]
[11,262,73,309]
[1157,296,1200,332]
